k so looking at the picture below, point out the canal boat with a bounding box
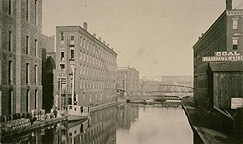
[67,105,90,121]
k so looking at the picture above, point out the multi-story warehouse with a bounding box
[55,23,117,108]
[193,0,243,110]
[117,67,139,96]
[0,0,43,116]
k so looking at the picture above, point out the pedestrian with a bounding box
[53,108,57,118]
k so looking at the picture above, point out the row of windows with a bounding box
[195,38,239,58]
[195,19,240,55]
[7,90,38,114]
[79,79,116,90]
[7,0,38,25]
[25,36,38,56]
[79,65,116,81]
[60,34,116,65]
[7,30,38,56]
[196,27,224,55]
[25,63,38,84]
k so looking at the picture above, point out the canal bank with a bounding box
[182,96,241,144]
[1,100,124,142]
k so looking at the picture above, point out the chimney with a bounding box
[226,0,232,10]
[99,37,101,41]
[93,33,96,37]
[83,22,88,31]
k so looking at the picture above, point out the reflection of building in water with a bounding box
[2,104,139,144]
[63,106,117,144]
[117,104,139,129]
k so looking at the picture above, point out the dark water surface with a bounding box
[3,103,193,144]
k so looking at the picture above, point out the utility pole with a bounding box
[59,69,62,110]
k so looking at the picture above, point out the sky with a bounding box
[42,0,243,80]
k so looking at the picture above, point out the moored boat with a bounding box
[67,105,90,121]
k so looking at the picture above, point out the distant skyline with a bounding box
[42,0,243,80]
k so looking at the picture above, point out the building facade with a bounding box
[117,67,139,96]
[55,23,117,108]
[42,35,55,112]
[0,0,43,116]
[193,1,243,109]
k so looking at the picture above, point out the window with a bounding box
[35,39,37,56]
[233,20,238,30]
[61,33,64,41]
[71,50,74,60]
[26,90,30,112]
[80,37,82,46]
[35,90,38,109]
[8,0,11,15]
[35,0,38,25]
[8,31,12,51]
[8,61,12,84]
[60,52,64,61]
[233,39,238,50]
[60,64,65,69]
[26,0,29,21]
[9,90,13,114]
[35,65,38,84]
[26,36,29,54]
[71,35,75,41]
[26,63,29,84]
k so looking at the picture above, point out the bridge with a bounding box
[127,84,194,102]
[146,84,193,93]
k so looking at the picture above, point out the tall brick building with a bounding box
[117,67,139,96]
[193,0,243,109]
[42,35,55,112]
[0,0,43,116]
[55,23,117,108]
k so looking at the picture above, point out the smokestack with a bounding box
[83,22,87,31]
[226,0,232,10]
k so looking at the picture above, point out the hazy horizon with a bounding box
[42,0,243,80]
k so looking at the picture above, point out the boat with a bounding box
[67,105,90,121]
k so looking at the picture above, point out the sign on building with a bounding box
[231,98,243,109]
[202,51,243,62]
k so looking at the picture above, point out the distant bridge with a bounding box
[128,84,193,101]
[150,84,194,93]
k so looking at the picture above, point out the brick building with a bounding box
[193,0,243,109]
[55,23,117,108]
[42,35,55,112]
[0,0,43,116]
[117,67,139,96]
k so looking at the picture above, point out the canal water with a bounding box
[3,103,193,144]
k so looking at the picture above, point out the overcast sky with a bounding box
[42,0,243,80]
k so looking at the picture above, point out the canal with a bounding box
[3,103,193,144]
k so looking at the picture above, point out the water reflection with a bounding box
[3,103,194,144]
